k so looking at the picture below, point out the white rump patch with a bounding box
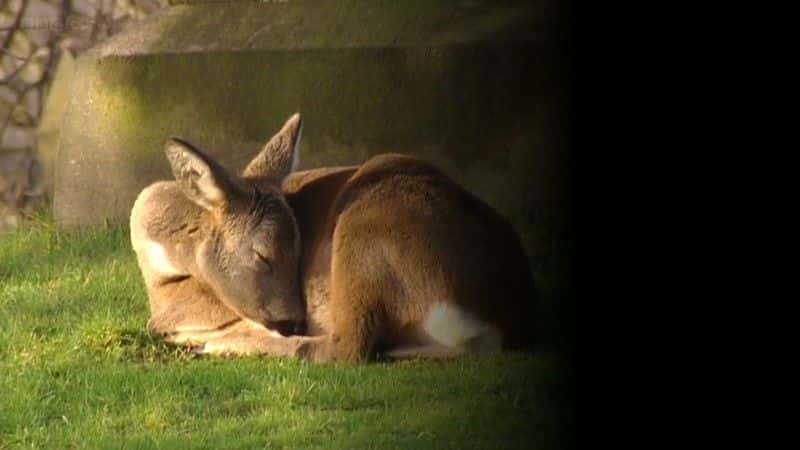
[423,303,501,350]
[145,241,185,277]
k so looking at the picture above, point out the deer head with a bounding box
[163,114,305,333]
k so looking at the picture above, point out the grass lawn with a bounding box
[0,219,573,449]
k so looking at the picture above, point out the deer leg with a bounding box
[308,240,389,363]
[308,313,382,363]
[146,279,323,358]
[197,325,326,358]
[147,278,244,346]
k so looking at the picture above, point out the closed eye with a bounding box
[254,249,272,273]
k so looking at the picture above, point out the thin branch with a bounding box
[0,46,27,60]
[0,95,16,136]
[0,0,29,54]
[89,0,102,42]
[0,49,34,83]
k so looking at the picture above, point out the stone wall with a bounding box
[54,0,573,259]
[0,0,164,231]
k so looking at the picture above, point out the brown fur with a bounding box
[131,114,536,363]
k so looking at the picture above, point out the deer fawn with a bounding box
[131,114,536,362]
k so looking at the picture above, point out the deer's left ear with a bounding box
[165,137,240,212]
[242,113,303,182]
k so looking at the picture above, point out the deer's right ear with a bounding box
[242,113,303,182]
[164,137,238,212]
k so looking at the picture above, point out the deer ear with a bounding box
[165,137,239,212]
[242,113,303,181]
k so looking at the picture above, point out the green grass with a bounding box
[0,220,572,449]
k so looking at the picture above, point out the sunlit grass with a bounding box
[0,219,570,449]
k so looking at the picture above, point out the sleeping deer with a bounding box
[131,114,536,362]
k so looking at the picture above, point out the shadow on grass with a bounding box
[78,326,196,363]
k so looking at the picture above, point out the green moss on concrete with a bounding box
[97,0,551,56]
[54,0,573,273]
[36,52,77,197]
[56,43,567,233]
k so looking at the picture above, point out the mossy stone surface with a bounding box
[36,52,77,197]
[54,0,572,257]
[98,0,553,55]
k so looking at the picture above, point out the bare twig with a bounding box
[0,46,27,60]
[0,0,29,54]
[0,49,34,84]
